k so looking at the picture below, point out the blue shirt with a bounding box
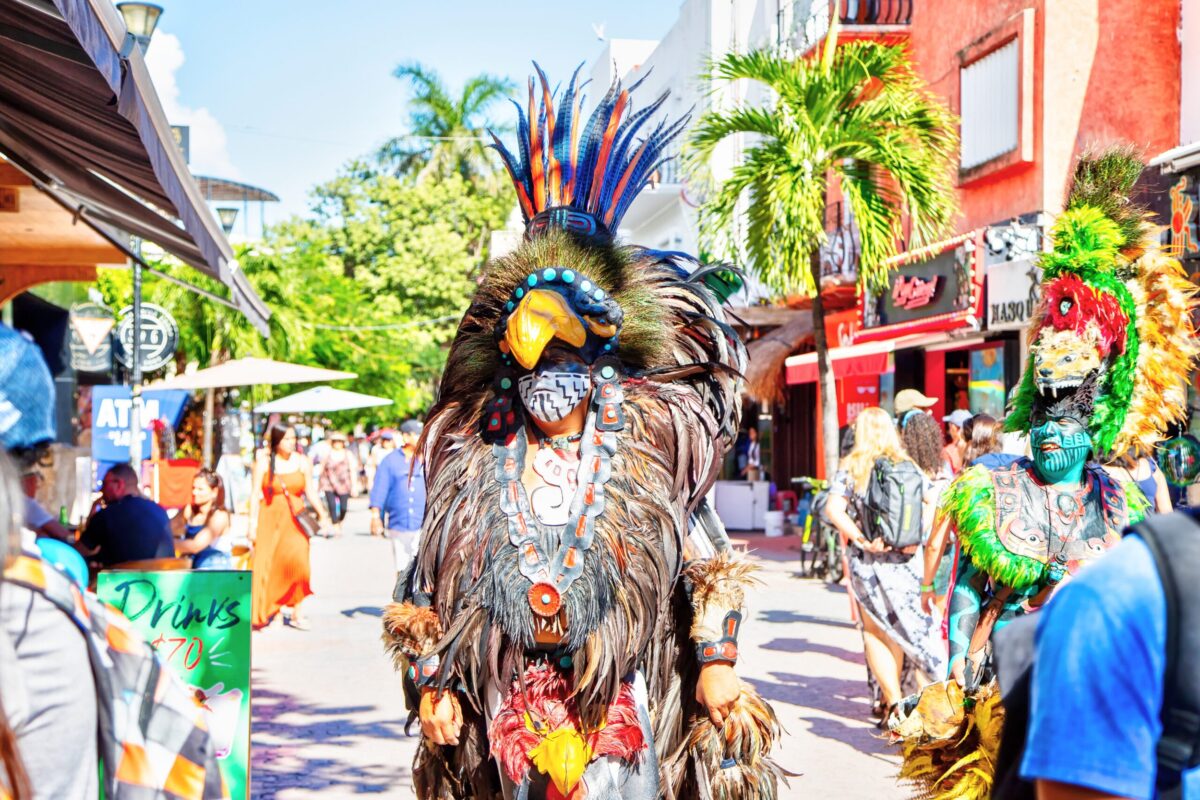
[80,495,174,568]
[1021,536,1200,798]
[368,449,426,531]
[969,452,1024,470]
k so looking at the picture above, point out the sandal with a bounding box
[287,615,311,631]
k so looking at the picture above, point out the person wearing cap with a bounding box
[894,388,938,419]
[369,420,427,581]
[942,408,973,475]
[317,432,354,537]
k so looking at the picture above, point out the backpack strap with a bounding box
[1129,510,1200,799]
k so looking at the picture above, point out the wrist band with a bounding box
[696,610,742,665]
[410,653,441,687]
[920,583,935,592]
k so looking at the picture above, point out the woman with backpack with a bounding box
[826,407,946,724]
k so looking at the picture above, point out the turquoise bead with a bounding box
[543,268,557,281]
[601,365,615,379]
[563,270,575,283]
[528,274,538,287]
[515,287,524,298]
[500,377,512,390]
[593,288,605,300]
[559,655,573,669]
[505,301,514,311]
[580,280,592,292]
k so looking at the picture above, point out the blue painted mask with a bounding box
[1030,416,1091,485]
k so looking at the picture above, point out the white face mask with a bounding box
[518,367,589,423]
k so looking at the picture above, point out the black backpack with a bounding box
[861,457,924,549]
[992,510,1200,799]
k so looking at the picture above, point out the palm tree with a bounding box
[379,62,515,190]
[689,28,958,478]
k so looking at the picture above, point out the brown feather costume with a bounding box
[383,67,781,799]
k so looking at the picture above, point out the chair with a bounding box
[104,557,193,572]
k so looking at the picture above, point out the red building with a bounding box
[770,0,1182,483]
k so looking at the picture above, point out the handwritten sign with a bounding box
[98,570,251,799]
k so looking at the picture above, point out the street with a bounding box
[249,499,900,798]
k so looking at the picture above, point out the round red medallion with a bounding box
[528,582,562,617]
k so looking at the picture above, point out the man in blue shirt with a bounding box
[1021,534,1200,799]
[78,463,174,568]
[369,420,426,579]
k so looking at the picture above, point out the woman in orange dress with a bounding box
[249,423,329,630]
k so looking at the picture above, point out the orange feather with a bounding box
[587,89,629,212]
[563,92,585,202]
[604,138,650,227]
[538,72,562,206]
[528,78,546,212]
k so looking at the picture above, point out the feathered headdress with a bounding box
[1007,147,1200,456]
[489,63,689,244]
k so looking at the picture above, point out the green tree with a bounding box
[689,32,958,476]
[378,62,515,190]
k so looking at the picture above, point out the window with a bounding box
[960,40,1019,171]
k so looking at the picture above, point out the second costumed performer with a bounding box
[382,65,782,799]
[896,149,1200,798]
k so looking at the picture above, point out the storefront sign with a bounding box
[857,232,982,343]
[68,302,114,372]
[91,385,189,462]
[1170,176,1199,258]
[824,308,860,347]
[838,374,879,427]
[98,570,251,800]
[986,257,1041,331]
[113,304,179,373]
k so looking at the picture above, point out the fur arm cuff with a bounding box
[381,601,443,673]
[685,552,759,644]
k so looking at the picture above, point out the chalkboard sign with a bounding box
[98,570,251,799]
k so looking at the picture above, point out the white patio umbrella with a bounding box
[147,357,356,390]
[255,386,392,414]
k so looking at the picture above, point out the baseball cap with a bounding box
[894,389,937,415]
[944,409,974,428]
[400,419,424,436]
[0,324,55,452]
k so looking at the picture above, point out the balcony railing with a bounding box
[798,0,912,52]
[839,0,912,26]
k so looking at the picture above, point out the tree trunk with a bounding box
[811,250,840,480]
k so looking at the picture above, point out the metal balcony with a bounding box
[797,0,912,54]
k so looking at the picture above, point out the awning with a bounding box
[147,357,355,390]
[0,0,270,334]
[743,309,813,402]
[785,333,950,384]
[255,386,392,414]
[1149,141,1200,174]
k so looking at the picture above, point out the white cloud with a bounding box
[143,31,240,179]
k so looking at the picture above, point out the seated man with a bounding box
[78,464,174,568]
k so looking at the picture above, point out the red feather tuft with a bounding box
[1042,274,1129,354]
[488,664,648,786]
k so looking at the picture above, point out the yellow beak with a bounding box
[504,289,587,370]
[527,725,593,796]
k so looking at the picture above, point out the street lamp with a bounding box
[116,3,163,51]
[116,2,163,479]
[217,207,239,235]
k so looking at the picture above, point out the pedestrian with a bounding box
[825,406,945,725]
[77,463,174,569]
[1004,513,1200,798]
[369,419,426,582]
[1105,448,1172,513]
[961,413,1022,470]
[942,408,972,475]
[250,422,330,630]
[18,468,70,543]
[738,427,763,481]
[894,388,938,419]
[317,432,354,537]
[366,431,396,490]
[900,409,952,544]
[175,468,233,570]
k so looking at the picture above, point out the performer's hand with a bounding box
[419,687,462,746]
[696,662,740,728]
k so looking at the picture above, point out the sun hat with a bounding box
[894,388,937,415]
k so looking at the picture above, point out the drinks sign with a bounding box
[98,570,251,800]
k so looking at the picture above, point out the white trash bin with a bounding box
[764,510,785,538]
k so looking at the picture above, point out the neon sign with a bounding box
[891,274,940,309]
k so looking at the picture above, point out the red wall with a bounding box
[907,0,1180,230]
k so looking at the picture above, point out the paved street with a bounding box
[250,499,900,798]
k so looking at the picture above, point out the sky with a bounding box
[143,1,682,228]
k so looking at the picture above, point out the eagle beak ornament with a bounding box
[525,716,594,798]
[504,289,588,370]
